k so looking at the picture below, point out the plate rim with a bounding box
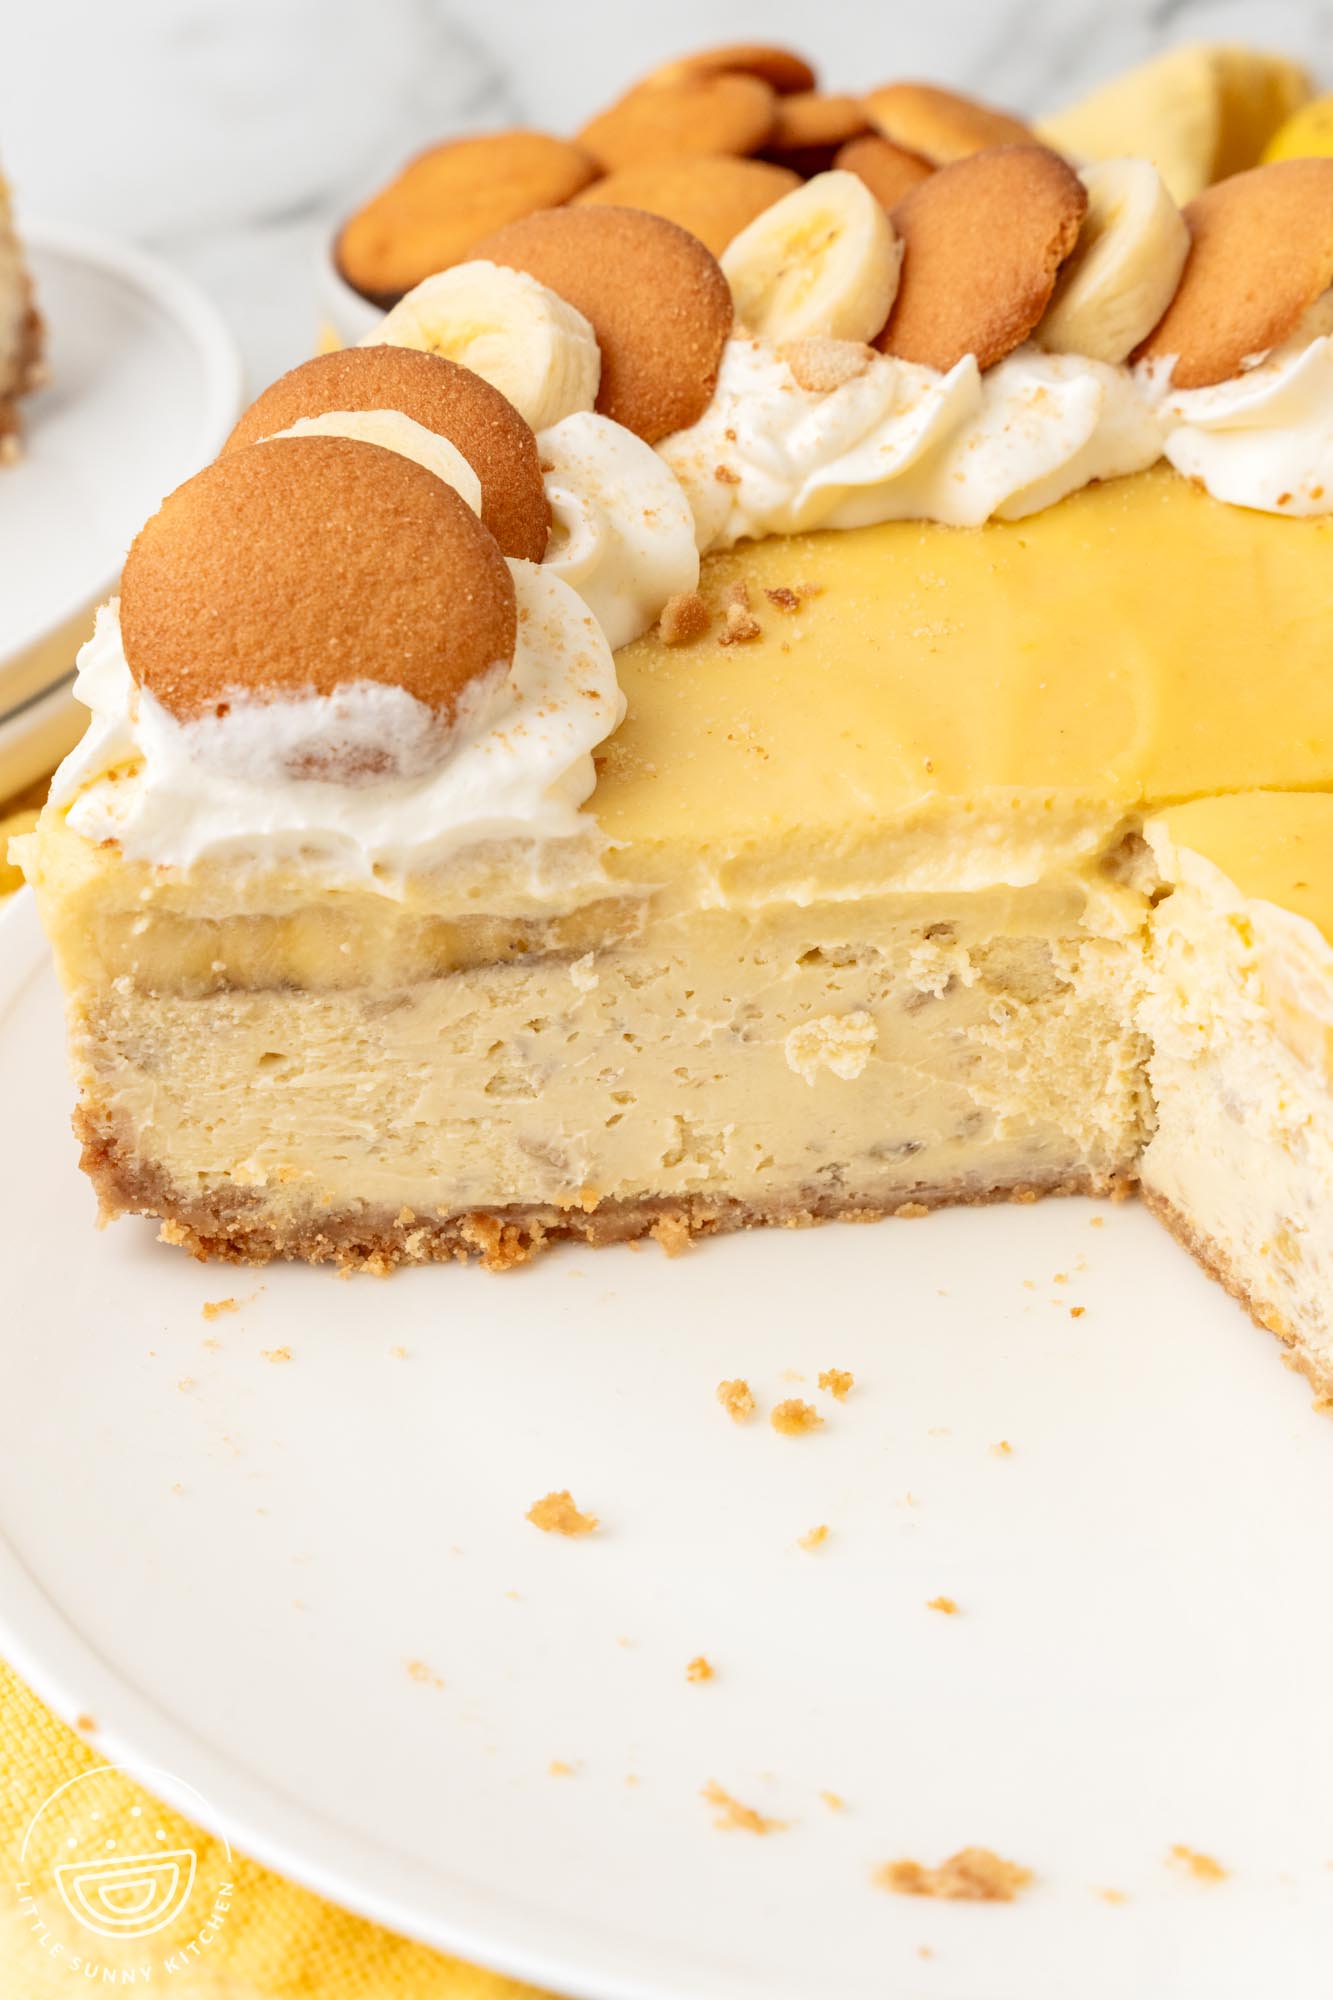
[0,218,245,685]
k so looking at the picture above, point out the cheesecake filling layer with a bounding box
[69,871,1150,1257]
[1142,804,1333,1390]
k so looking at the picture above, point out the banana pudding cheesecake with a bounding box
[0,162,43,460]
[18,50,1333,1399]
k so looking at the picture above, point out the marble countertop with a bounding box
[2,0,1329,395]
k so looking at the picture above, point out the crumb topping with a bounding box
[658,589,711,646]
[771,1397,823,1436]
[778,336,876,393]
[406,1658,444,1687]
[1168,1844,1227,1882]
[875,1847,1032,1901]
[717,1377,756,1422]
[818,1367,854,1400]
[701,1780,787,1834]
[527,1489,599,1536]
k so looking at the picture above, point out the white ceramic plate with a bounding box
[3,887,1333,2000]
[0,223,242,795]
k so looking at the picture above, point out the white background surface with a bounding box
[2,1,1329,394]
[5,885,1333,1999]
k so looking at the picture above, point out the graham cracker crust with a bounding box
[76,1105,1133,1276]
[1141,1183,1333,1406]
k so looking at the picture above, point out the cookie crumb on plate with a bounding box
[875,1847,1032,1901]
[527,1489,599,1536]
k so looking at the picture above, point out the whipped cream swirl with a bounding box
[658,335,1164,549]
[538,411,699,649]
[53,562,625,882]
[1138,292,1333,517]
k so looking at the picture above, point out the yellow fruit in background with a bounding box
[1211,47,1313,179]
[1263,94,1333,162]
[1039,44,1312,204]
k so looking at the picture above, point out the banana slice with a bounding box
[719,169,901,343]
[1037,158,1189,364]
[267,409,484,515]
[1039,45,1311,205]
[368,262,601,433]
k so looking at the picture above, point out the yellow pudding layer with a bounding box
[1156,792,1333,945]
[27,466,1333,1004]
[601,467,1333,900]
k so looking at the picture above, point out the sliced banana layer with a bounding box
[267,409,484,515]
[1038,159,1189,365]
[369,263,602,433]
[720,169,901,344]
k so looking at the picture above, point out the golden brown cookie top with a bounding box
[638,43,817,96]
[121,438,517,726]
[573,155,800,256]
[878,145,1087,371]
[863,82,1035,165]
[577,73,777,172]
[763,92,872,176]
[225,347,550,563]
[335,130,598,305]
[1135,158,1333,387]
[470,205,734,442]
[834,134,934,211]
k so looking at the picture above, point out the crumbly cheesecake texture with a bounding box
[1141,794,1333,1380]
[21,60,1333,1402]
[0,170,42,459]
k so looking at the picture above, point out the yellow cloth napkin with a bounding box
[1,1662,553,1998]
[1,786,553,2000]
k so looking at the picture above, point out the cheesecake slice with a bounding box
[0,166,43,460]
[19,102,1333,1400]
[23,475,1333,1362]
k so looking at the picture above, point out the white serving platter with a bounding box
[2,887,1332,2000]
[0,223,242,796]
